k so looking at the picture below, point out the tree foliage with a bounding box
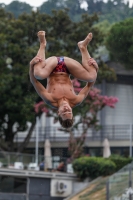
[106,18,133,69]
[1,0,133,24]
[6,1,32,18]
[39,0,67,16]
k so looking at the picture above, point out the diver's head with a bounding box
[58,102,73,128]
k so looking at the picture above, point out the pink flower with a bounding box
[72,78,81,87]
[74,87,82,92]
[34,101,49,114]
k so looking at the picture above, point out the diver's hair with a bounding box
[58,116,74,128]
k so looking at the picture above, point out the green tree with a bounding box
[106,18,133,69]
[84,0,104,14]
[1,0,133,24]
[64,0,85,22]
[0,9,38,152]
[39,0,67,15]
[6,1,32,18]
[40,0,86,22]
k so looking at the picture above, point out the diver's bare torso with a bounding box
[44,72,78,108]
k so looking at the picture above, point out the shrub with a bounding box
[99,158,116,176]
[108,154,133,171]
[72,156,116,180]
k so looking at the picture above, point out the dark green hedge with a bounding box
[72,155,133,180]
[72,156,116,179]
[108,154,133,171]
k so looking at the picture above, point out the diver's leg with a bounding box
[33,31,57,80]
[78,33,98,72]
[64,33,98,82]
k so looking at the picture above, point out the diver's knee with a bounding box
[34,68,49,80]
[87,79,95,84]
[86,74,96,82]
[34,69,43,80]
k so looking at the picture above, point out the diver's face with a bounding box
[58,102,73,120]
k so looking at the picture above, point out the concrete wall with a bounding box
[0,168,78,200]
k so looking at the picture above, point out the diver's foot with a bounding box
[78,33,93,50]
[37,31,46,46]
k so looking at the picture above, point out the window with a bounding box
[0,176,27,193]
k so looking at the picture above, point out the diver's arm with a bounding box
[29,57,53,102]
[75,81,95,104]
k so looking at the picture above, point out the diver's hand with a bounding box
[30,56,42,68]
[88,58,99,72]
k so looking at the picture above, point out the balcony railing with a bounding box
[13,124,133,143]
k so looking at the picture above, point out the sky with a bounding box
[0,0,133,8]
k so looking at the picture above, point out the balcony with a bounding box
[13,124,133,144]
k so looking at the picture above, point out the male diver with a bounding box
[29,31,98,128]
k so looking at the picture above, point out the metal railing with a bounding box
[0,151,68,171]
[13,124,133,143]
[106,162,133,200]
[0,152,43,167]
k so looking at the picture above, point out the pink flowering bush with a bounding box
[69,131,86,159]
[34,78,118,159]
[34,101,49,115]
[87,87,118,115]
[69,79,118,159]
[71,79,118,127]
